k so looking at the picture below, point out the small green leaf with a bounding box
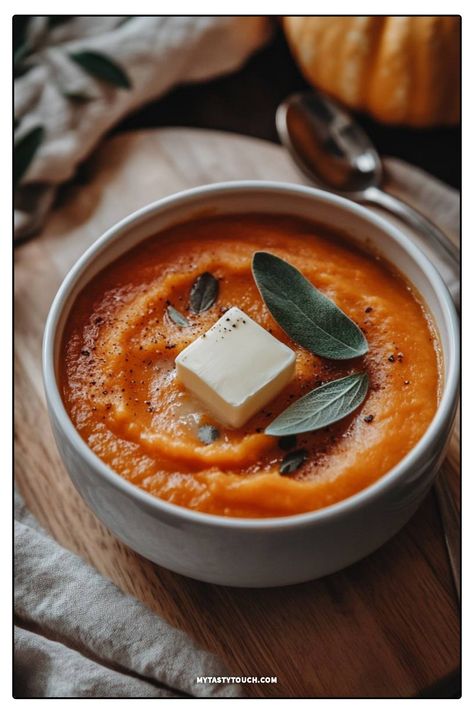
[69,50,132,89]
[117,16,135,27]
[266,372,369,437]
[13,16,30,53]
[252,252,368,360]
[14,125,44,186]
[280,449,308,475]
[14,42,29,67]
[189,273,219,313]
[198,425,220,445]
[167,305,190,327]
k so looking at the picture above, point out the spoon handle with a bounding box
[362,186,459,306]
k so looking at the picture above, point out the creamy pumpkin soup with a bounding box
[61,214,440,518]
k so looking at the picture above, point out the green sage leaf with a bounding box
[13,16,31,70]
[118,16,135,27]
[189,273,219,313]
[198,425,220,445]
[266,372,369,436]
[280,448,308,475]
[252,252,368,360]
[70,51,132,89]
[14,42,30,68]
[14,125,44,186]
[167,305,190,327]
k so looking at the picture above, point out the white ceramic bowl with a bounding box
[43,182,459,587]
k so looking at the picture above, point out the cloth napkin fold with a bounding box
[14,492,241,698]
[14,15,271,241]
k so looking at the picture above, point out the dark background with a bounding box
[115,25,461,190]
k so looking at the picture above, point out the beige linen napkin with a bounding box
[14,492,241,698]
[14,16,271,240]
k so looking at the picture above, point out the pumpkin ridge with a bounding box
[283,16,460,127]
[360,16,386,112]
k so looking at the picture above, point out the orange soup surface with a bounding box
[61,214,440,518]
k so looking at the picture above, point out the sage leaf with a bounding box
[14,42,30,68]
[266,372,369,436]
[189,273,219,313]
[198,425,220,445]
[167,305,190,327]
[13,16,30,53]
[280,448,308,475]
[252,252,368,360]
[14,126,44,186]
[118,16,135,27]
[70,51,132,89]
[14,16,31,71]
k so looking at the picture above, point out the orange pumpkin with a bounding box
[283,16,460,127]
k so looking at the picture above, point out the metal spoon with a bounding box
[276,91,459,305]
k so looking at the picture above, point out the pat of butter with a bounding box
[175,307,296,428]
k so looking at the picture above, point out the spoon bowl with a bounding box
[277,91,382,196]
[277,90,459,303]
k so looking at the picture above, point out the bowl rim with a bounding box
[42,180,459,531]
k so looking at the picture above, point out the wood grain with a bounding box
[14,128,460,698]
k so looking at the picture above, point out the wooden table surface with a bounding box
[14,128,460,698]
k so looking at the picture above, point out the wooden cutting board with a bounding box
[14,128,460,698]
